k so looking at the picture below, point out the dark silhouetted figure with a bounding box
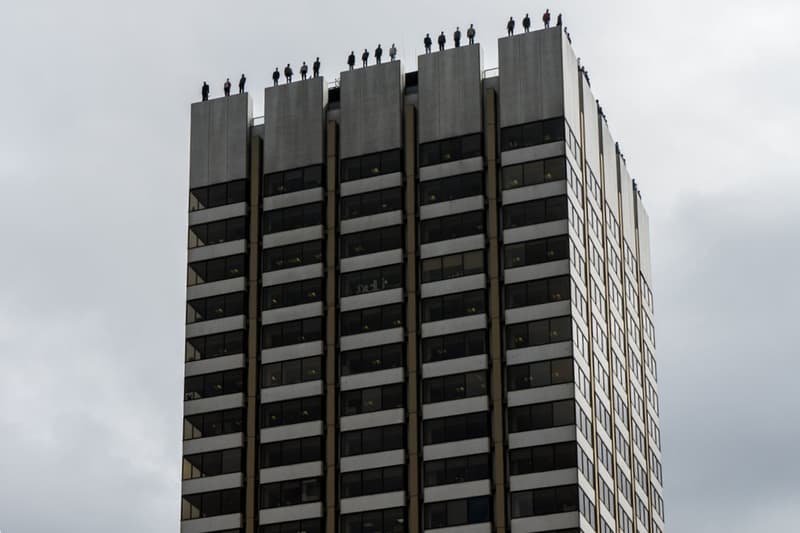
[543,9,551,28]
[454,27,461,47]
[507,17,515,36]
[347,51,356,70]
[284,64,293,83]
[313,57,321,77]
[424,33,432,53]
[223,78,231,96]
[467,24,476,44]
[375,44,383,64]
[272,68,279,86]
[438,32,446,51]
[361,49,369,67]
[300,62,308,80]
[389,43,397,61]
[523,14,531,32]
[238,74,246,93]
[557,13,563,26]
[565,27,572,43]
[201,82,209,101]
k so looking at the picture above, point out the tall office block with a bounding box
[182,26,665,533]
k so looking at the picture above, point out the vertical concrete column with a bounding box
[483,87,507,533]
[325,120,338,533]
[404,103,420,533]
[245,135,262,533]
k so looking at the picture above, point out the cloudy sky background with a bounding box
[1,0,798,531]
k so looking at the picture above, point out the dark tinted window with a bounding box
[341,304,403,336]
[505,276,571,309]
[341,343,403,376]
[188,254,246,286]
[341,265,402,297]
[424,454,490,487]
[503,196,568,229]
[264,164,323,196]
[261,356,322,387]
[341,384,403,416]
[183,448,242,479]
[508,399,576,433]
[506,316,572,349]
[341,226,402,258]
[181,488,242,520]
[419,134,482,167]
[503,235,569,269]
[509,441,577,475]
[340,424,404,457]
[186,292,245,324]
[263,240,323,272]
[262,318,323,348]
[185,330,245,362]
[341,149,402,182]
[421,250,483,283]
[510,484,579,518]
[507,358,574,391]
[423,371,487,403]
[189,180,247,211]
[420,211,484,243]
[421,290,485,322]
[263,279,323,310]
[423,496,490,528]
[183,409,243,440]
[341,466,404,498]
[189,217,246,248]
[423,412,489,445]
[341,187,402,219]
[422,330,486,363]
[260,397,322,428]
[341,508,405,533]
[260,519,322,533]
[263,203,323,234]
[502,157,567,190]
[259,478,321,508]
[185,369,244,400]
[260,437,322,468]
[500,118,565,152]
[420,172,483,204]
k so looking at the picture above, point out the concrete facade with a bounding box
[182,25,665,533]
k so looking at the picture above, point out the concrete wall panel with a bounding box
[619,159,637,246]
[600,119,619,213]
[581,78,601,177]
[263,77,327,173]
[340,61,404,158]
[418,45,483,142]
[190,94,251,187]
[498,28,564,128]
[636,195,653,282]
[561,32,581,133]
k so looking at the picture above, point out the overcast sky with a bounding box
[1,0,799,531]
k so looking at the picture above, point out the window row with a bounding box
[186,292,245,324]
[508,441,577,476]
[503,196,567,229]
[183,409,243,440]
[341,508,405,533]
[189,217,246,249]
[181,488,241,520]
[510,484,578,519]
[420,171,483,205]
[501,117,565,152]
[263,164,323,196]
[341,465,404,498]
[187,254,245,286]
[341,149,402,182]
[185,330,245,362]
[260,519,322,533]
[502,156,568,190]
[505,275,570,309]
[422,371,487,404]
[263,203,322,234]
[261,356,321,388]
[189,180,247,212]
[341,226,402,258]
[341,424,403,457]
[184,369,243,401]
[341,187,402,220]
[507,357,573,391]
[423,411,489,445]
[183,448,242,480]
[423,453,489,487]
[261,396,321,428]
[506,316,572,349]
[508,399,575,433]
[341,264,402,297]
[424,496,490,529]
[419,133,482,167]
[260,477,321,509]
[341,304,403,336]
[260,436,322,468]
[422,330,486,363]
[421,249,483,284]
[262,318,322,348]
[263,278,322,310]
[420,211,483,243]
[341,383,403,416]
[341,343,403,376]
[421,289,485,322]
[263,240,323,272]
[504,234,569,270]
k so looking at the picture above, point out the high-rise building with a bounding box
[181,25,664,533]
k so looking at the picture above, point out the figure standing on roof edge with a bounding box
[390,44,397,61]
[238,74,246,93]
[201,82,209,101]
[284,64,293,83]
[523,14,531,32]
[223,78,231,96]
[347,51,355,70]
[467,24,476,44]
[543,9,551,28]
[454,27,462,47]
[375,44,383,64]
[272,68,279,86]
[313,57,320,78]
[557,13,563,27]
[424,33,432,53]
[361,49,369,67]
[438,32,446,51]
[507,17,515,36]
[300,62,308,80]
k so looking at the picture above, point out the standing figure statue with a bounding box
[223,78,231,96]
[507,17,515,36]
[375,44,383,64]
[238,74,246,93]
[467,24,476,44]
[361,49,369,67]
[543,9,551,28]
[522,13,531,32]
[284,63,293,83]
[424,33,432,54]
[313,57,321,78]
[454,27,462,47]
[201,81,209,101]
[300,62,308,80]
[557,13,563,27]
[389,43,397,61]
[347,51,356,70]
[272,68,280,86]
[438,32,446,51]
